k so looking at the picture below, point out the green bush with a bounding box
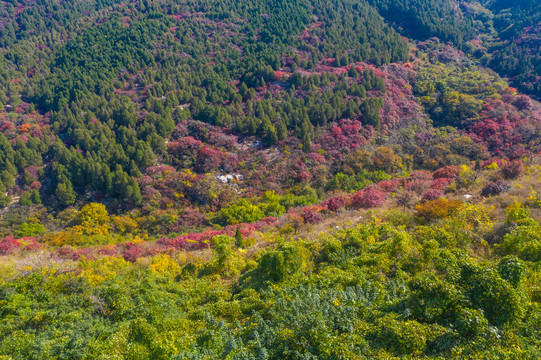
[237,242,311,290]
[371,315,447,356]
[206,235,245,277]
[18,189,41,206]
[498,256,526,287]
[261,191,286,217]
[214,200,265,226]
[500,223,541,262]
[460,265,525,326]
[453,307,489,338]
[14,222,46,238]
[406,275,463,325]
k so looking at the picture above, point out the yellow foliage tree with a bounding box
[77,203,111,235]
[112,215,139,235]
[150,254,181,276]
[79,256,130,285]
[371,147,403,174]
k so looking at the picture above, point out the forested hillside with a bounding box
[0,0,540,358]
[481,0,541,96]
[380,0,541,97]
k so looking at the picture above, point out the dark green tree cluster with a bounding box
[483,0,541,96]
[0,0,410,208]
[367,0,478,45]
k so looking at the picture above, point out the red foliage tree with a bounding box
[433,166,459,179]
[351,188,386,208]
[296,171,312,183]
[98,245,119,256]
[501,160,524,180]
[197,147,223,172]
[325,196,347,212]
[171,207,207,231]
[55,246,80,261]
[146,165,177,177]
[0,236,20,255]
[30,181,42,189]
[409,170,433,180]
[122,242,143,263]
[302,207,324,224]
[481,180,511,197]
[168,136,202,168]
[22,241,42,252]
[430,177,453,190]
[377,179,402,193]
[467,99,528,155]
[423,189,444,201]
[405,179,431,195]
[513,95,533,111]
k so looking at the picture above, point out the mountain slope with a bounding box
[0,1,540,358]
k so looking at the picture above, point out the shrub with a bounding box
[480,180,511,197]
[112,215,139,235]
[150,254,181,275]
[79,203,110,225]
[453,307,489,338]
[423,189,444,201]
[123,242,143,263]
[215,200,265,225]
[286,213,305,234]
[301,207,324,224]
[237,236,257,248]
[497,256,526,287]
[433,166,459,179]
[262,191,286,217]
[500,223,541,262]
[505,202,532,225]
[501,160,524,179]
[407,275,463,324]
[14,222,46,238]
[415,198,462,223]
[280,192,318,210]
[527,190,541,208]
[395,190,419,209]
[371,146,403,173]
[455,165,478,189]
[238,243,311,290]
[318,238,344,264]
[460,265,525,326]
[128,318,158,348]
[208,235,245,277]
[325,196,346,212]
[482,159,503,170]
[371,316,445,356]
[351,188,386,208]
[405,179,431,195]
[0,236,21,255]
